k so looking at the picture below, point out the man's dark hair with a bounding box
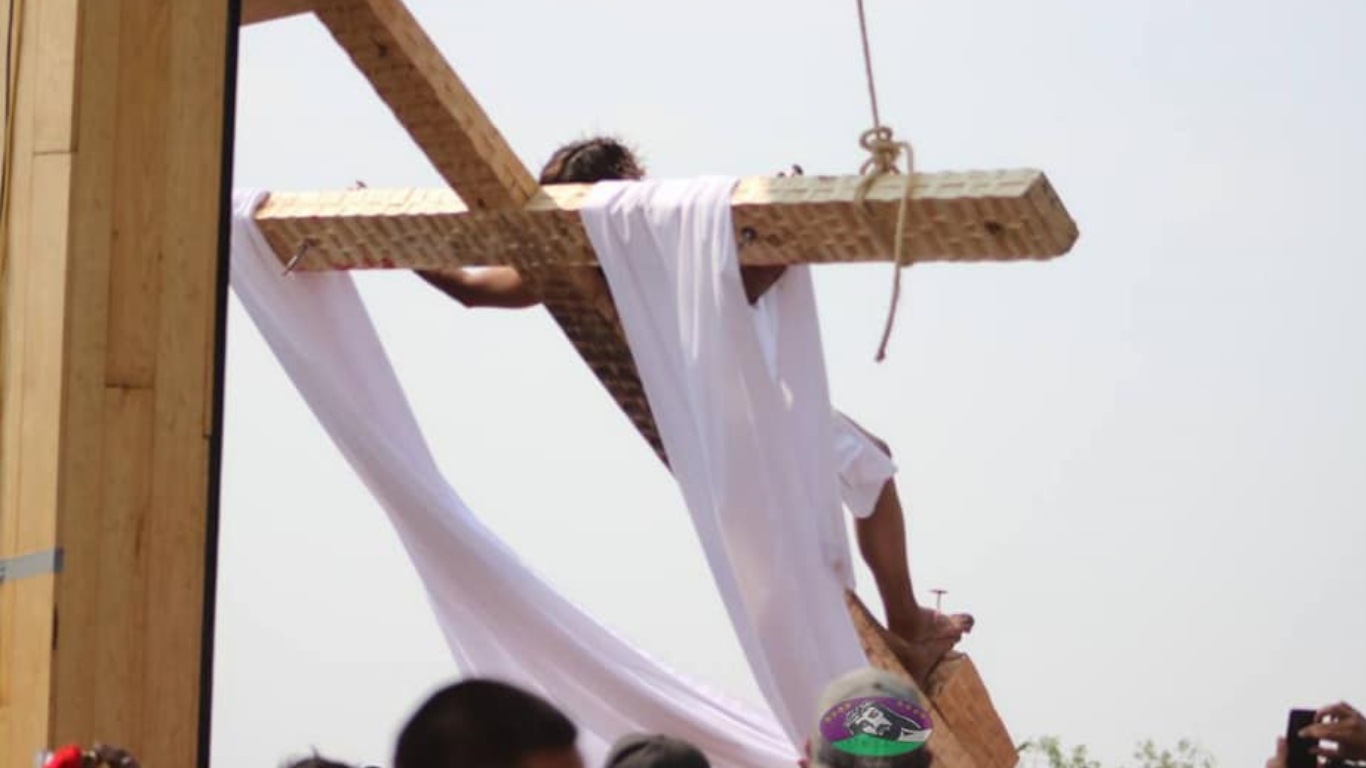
[394,679,578,768]
[605,733,710,768]
[283,754,361,768]
[539,137,645,184]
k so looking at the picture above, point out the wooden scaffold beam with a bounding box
[0,0,233,766]
[241,0,313,26]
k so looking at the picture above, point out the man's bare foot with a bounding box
[886,608,974,684]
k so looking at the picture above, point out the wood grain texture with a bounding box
[846,592,1018,768]
[254,169,1076,462]
[241,0,312,25]
[252,170,1075,460]
[299,0,1077,467]
[312,0,538,210]
[0,0,231,765]
[32,0,80,152]
[0,3,82,763]
[305,0,676,455]
[254,171,1078,271]
[930,655,1018,768]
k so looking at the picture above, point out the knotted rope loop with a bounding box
[857,125,908,179]
[851,0,918,361]
[853,125,916,362]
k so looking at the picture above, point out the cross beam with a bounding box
[255,170,1076,272]
[312,0,539,210]
[298,0,677,454]
[847,593,1017,768]
[239,3,1074,764]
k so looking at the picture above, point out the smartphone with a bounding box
[1288,708,1317,768]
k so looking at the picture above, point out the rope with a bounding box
[854,0,882,129]
[853,0,915,362]
[855,128,914,362]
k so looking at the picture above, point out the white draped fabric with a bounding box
[229,191,794,768]
[229,179,884,765]
[581,179,867,744]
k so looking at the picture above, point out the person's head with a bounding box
[539,137,645,184]
[283,755,361,768]
[604,734,710,768]
[394,679,582,768]
[809,668,934,768]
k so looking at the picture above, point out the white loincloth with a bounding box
[831,411,898,520]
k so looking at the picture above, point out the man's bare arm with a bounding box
[417,267,542,309]
[420,258,781,310]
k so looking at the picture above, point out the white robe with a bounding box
[230,178,897,763]
[582,177,882,742]
[230,190,794,768]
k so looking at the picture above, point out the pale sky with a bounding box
[215,2,1366,767]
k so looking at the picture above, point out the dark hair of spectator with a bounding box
[539,137,645,184]
[394,679,578,768]
[282,753,360,768]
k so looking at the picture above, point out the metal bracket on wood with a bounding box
[0,548,64,584]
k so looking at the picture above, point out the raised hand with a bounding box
[1302,701,1366,762]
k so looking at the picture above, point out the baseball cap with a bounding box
[811,668,934,768]
[604,733,711,768]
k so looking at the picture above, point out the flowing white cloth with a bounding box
[229,190,796,768]
[581,178,869,744]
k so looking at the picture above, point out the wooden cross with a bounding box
[244,1,1077,765]
[246,0,1076,459]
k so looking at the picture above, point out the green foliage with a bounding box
[1129,739,1216,768]
[1018,736,1102,768]
[1018,736,1215,768]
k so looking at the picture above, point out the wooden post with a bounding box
[0,1,235,766]
[241,0,312,25]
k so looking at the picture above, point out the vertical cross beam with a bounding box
[313,0,537,210]
[0,1,234,765]
[846,593,1018,768]
[311,0,669,456]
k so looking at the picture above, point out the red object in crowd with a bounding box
[43,745,85,768]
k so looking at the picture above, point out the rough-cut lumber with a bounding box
[253,170,1076,460]
[0,1,232,766]
[241,0,313,25]
[312,0,538,210]
[930,653,1020,768]
[847,593,1018,768]
[306,0,685,458]
[254,170,1077,272]
[280,15,1049,764]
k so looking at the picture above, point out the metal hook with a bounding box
[283,239,314,275]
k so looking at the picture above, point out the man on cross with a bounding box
[416,136,972,683]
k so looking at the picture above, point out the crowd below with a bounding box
[42,671,1364,768]
[283,667,935,768]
